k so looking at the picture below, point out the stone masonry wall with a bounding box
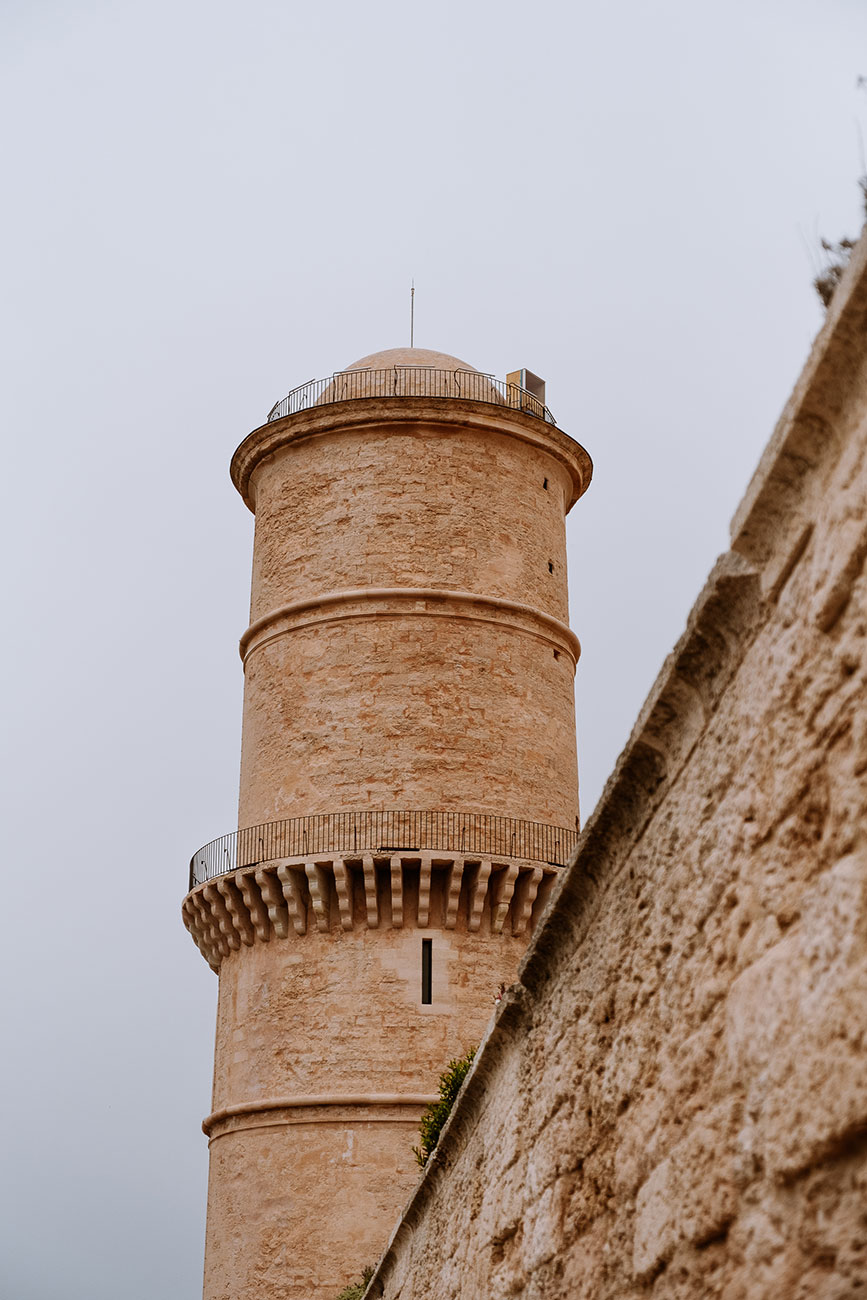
[211,910,528,1109]
[204,912,528,1300]
[247,423,574,624]
[367,236,867,1299]
[234,405,590,830]
[238,608,580,827]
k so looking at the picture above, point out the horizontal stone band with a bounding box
[203,1093,439,1136]
[230,400,593,510]
[183,852,555,969]
[240,586,581,664]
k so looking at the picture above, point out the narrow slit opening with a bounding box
[421,938,432,1005]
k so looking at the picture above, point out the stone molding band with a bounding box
[203,1093,439,1138]
[183,853,553,971]
[240,586,581,665]
[230,399,593,511]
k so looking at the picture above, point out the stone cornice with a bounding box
[240,586,581,665]
[203,1093,438,1137]
[183,851,555,970]
[229,397,593,513]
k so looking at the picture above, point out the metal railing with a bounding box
[189,810,577,890]
[266,367,556,425]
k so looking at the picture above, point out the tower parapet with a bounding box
[185,346,592,1300]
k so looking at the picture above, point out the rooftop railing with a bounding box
[266,367,556,425]
[189,809,577,891]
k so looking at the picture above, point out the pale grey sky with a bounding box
[2,1,866,1295]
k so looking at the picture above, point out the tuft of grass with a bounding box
[335,1265,375,1300]
[812,174,867,309]
[413,1048,477,1168]
[814,237,858,307]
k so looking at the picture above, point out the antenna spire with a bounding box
[410,280,415,348]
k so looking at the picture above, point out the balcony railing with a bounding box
[189,810,577,891]
[265,367,556,425]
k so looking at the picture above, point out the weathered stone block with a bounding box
[726,850,867,1179]
[633,1099,740,1279]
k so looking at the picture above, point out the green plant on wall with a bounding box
[335,1265,374,1300]
[813,172,867,309]
[413,1047,477,1168]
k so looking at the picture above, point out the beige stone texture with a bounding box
[189,356,590,1299]
[233,399,590,831]
[366,239,867,1299]
[210,893,529,1108]
[239,605,579,828]
[202,905,528,1300]
[183,854,559,972]
[204,1107,422,1300]
[244,419,575,621]
[198,859,546,1299]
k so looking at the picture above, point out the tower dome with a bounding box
[314,345,490,406]
[344,345,478,371]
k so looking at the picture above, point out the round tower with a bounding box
[183,346,592,1300]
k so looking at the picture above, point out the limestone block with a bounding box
[443,860,462,930]
[417,854,432,927]
[256,867,290,938]
[725,850,867,1179]
[489,863,519,934]
[362,855,379,929]
[465,859,490,932]
[304,862,332,933]
[235,869,270,943]
[275,863,307,935]
[809,433,867,631]
[390,857,404,928]
[523,1173,573,1273]
[216,876,254,946]
[633,1098,740,1279]
[512,867,543,935]
[203,883,236,950]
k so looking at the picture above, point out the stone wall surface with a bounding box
[238,606,580,827]
[247,421,574,623]
[235,405,589,831]
[367,238,867,1299]
[211,913,528,1108]
[202,874,535,1300]
[204,1111,421,1300]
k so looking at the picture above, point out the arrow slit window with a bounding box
[421,939,432,1004]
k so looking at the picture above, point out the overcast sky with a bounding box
[2,2,866,1296]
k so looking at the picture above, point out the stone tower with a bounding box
[182,346,592,1299]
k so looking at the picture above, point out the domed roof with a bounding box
[345,346,478,372]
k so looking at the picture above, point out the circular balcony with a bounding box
[189,810,577,891]
[184,811,578,969]
[265,367,556,425]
